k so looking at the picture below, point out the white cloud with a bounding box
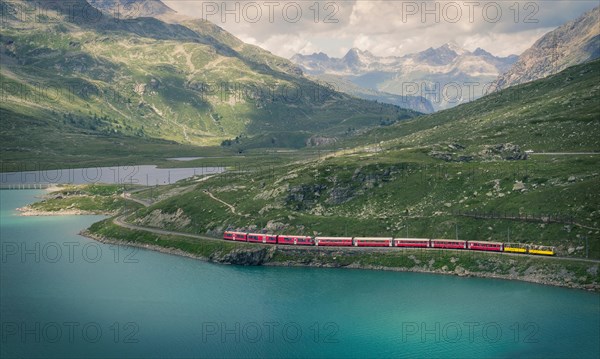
[163,1,599,58]
[255,34,320,56]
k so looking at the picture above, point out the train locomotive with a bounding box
[223,232,555,256]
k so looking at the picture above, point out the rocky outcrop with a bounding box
[305,135,337,147]
[479,143,528,161]
[286,184,328,210]
[134,208,191,230]
[213,247,274,266]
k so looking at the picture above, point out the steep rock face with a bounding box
[488,6,600,93]
[213,247,273,266]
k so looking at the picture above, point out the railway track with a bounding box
[110,215,600,264]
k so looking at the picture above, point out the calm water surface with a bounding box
[1,190,599,358]
[0,165,224,186]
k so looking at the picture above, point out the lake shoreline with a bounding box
[81,229,600,293]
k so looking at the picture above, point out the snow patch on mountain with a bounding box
[292,42,517,111]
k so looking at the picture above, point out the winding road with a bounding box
[202,189,239,215]
[113,215,219,242]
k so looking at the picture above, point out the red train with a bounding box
[224,232,502,251]
[222,232,554,256]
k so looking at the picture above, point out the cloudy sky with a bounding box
[163,1,599,58]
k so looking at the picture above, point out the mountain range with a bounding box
[488,6,600,93]
[292,43,518,111]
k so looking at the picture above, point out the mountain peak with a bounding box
[291,52,330,62]
[345,47,376,56]
[313,52,330,60]
[343,47,378,64]
[439,41,468,55]
[345,47,362,57]
[473,47,492,57]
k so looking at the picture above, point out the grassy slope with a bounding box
[340,59,600,153]
[25,184,143,213]
[117,61,599,260]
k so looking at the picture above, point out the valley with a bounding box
[2,2,600,357]
[1,0,417,168]
[21,60,599,272]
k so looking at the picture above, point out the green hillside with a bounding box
[0,0,415,167]
[116,60,600,259]
[341,59,600,154]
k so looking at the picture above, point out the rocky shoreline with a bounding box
[81,230,600,292]
[265,259,600,292]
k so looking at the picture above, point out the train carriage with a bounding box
[315,237,353,247]
[277,235,314,246]
[503,243,528,254]
[223,231,247,242]
[393,238,430,248]
[354,237,393,247]
[528,245,555,256]
[468,241,503,252]
[247,233,278,244]
[431,239,467,249]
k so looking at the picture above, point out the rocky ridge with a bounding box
[488,6,600,93]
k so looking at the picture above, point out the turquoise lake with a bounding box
[1,190,599,358]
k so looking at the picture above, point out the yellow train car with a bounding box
[503,243,528,254]
[528,246,555,256]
